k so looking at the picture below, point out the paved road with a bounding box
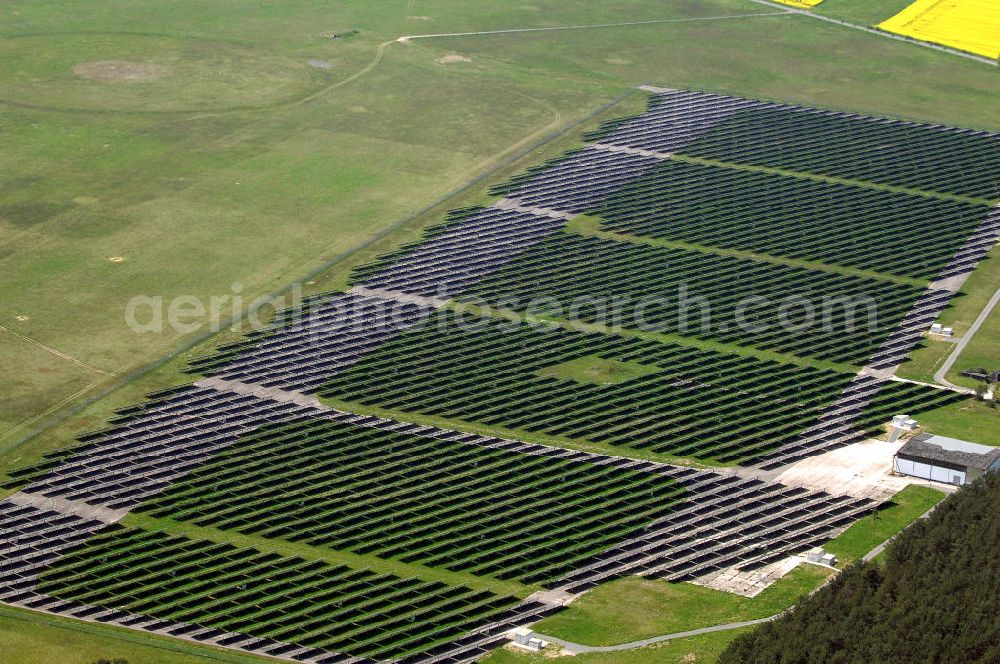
[531,617,778,653]
[934,286,1000,390]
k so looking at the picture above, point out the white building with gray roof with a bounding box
[894,433,1000,486]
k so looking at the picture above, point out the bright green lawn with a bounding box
[824,484,945,564]
[946,308,1000,390]
[531,565,831,647]
[0,604,274,664]
[895,337,956,384]
[916,399,1000,446]
[935,247,997,337]
[482,628,753,664]
[897,246,998,386]
[537,355,663,385]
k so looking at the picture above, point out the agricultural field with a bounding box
[3,2,1000,664]
[879,0,1000,59]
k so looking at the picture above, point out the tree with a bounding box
[720,473,1000,663]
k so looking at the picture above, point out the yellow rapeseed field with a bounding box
[771,0,824,8]
[879,0,1000,59]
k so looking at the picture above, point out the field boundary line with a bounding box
[397,12,793,41]
[746,0,998,66]
[0,325,110,376]
[889,374,970,395]
[0,88,642,457]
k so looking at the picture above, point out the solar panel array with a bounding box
[1,399,879,663]
[463,232,928,364]
[595,90,1000,200]
[2,88,996,664]
[487,146,663,213]
[587,89,763,154]
[7,386,320,510]
[189,293,432,392]
[349,207,567,299]
[317,310,963,463]
[136,418,688,585]
[34,526,524,662]
[0,501,107,603]
[592,158,992,279]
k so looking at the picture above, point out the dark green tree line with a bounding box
[721,472,1000,663]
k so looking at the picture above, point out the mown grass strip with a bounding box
[671,154,997,207]
[121,513,538,599]
[448,299,860,375]
[566,215,928,288]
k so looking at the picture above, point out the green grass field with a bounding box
[3,0,675,448]
[824,484,945,564]
[530,565,831,646]
[4,0,1000,466]
[896,243,1000,442]
[3,1,1000,662]
[0,604,275,664]
[916,399,1000,446]
[898,246,1000,382]
[947,308,1000,391]
[482,628,753,664]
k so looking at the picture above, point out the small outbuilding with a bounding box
[894,433,1000,486]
